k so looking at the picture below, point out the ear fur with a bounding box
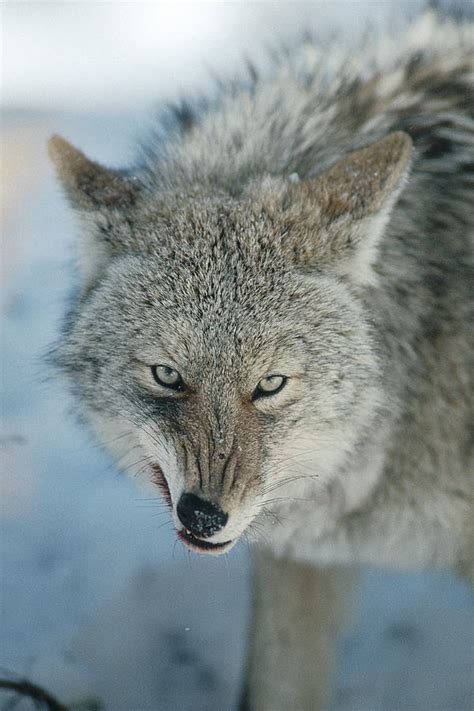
[48,135,141,290]
[48,135,139,211]
[308,131,412,223]
[287,131,413,285]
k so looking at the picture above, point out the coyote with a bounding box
[49,12,473,710]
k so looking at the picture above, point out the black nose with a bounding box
[177,493,228,538]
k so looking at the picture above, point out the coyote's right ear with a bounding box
[48,135,141,289]
[48,135,140,211]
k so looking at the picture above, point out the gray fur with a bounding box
[49,11,473,708]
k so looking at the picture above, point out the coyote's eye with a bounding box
[151,365,184,391]
[252,375,287,400]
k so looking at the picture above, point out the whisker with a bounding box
[157,519,174,531]
[260,506,287,526]
[262,495,312,505]
[260,473,320,496]
[65,430,135,456]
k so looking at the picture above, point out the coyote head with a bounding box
[50,131,411,554]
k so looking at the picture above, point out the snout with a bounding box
[177,493,228,537]
[176,492,232,554]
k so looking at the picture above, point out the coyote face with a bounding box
[50,132,411,554]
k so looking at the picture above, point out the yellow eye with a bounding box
[151,365,184,391]
[253,375,287,399]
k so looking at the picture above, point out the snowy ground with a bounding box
[1,3,473,710]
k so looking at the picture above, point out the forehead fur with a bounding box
[79,195,355,380]
[130,194,303,312]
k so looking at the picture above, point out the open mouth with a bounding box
[178,529,233,553]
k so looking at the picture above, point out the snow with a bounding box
[1,3,473,710]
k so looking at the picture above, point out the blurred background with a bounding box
[1,2,473,709]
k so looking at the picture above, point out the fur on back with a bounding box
[145,12,473,192]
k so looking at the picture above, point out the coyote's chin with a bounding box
[177,530,235,555]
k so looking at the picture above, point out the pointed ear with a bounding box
[48,135,141,290]
[48,134,140,211]
[288,132,413,285]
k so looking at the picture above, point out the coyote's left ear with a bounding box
[290,131,413,285]
[48,135,141,288]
